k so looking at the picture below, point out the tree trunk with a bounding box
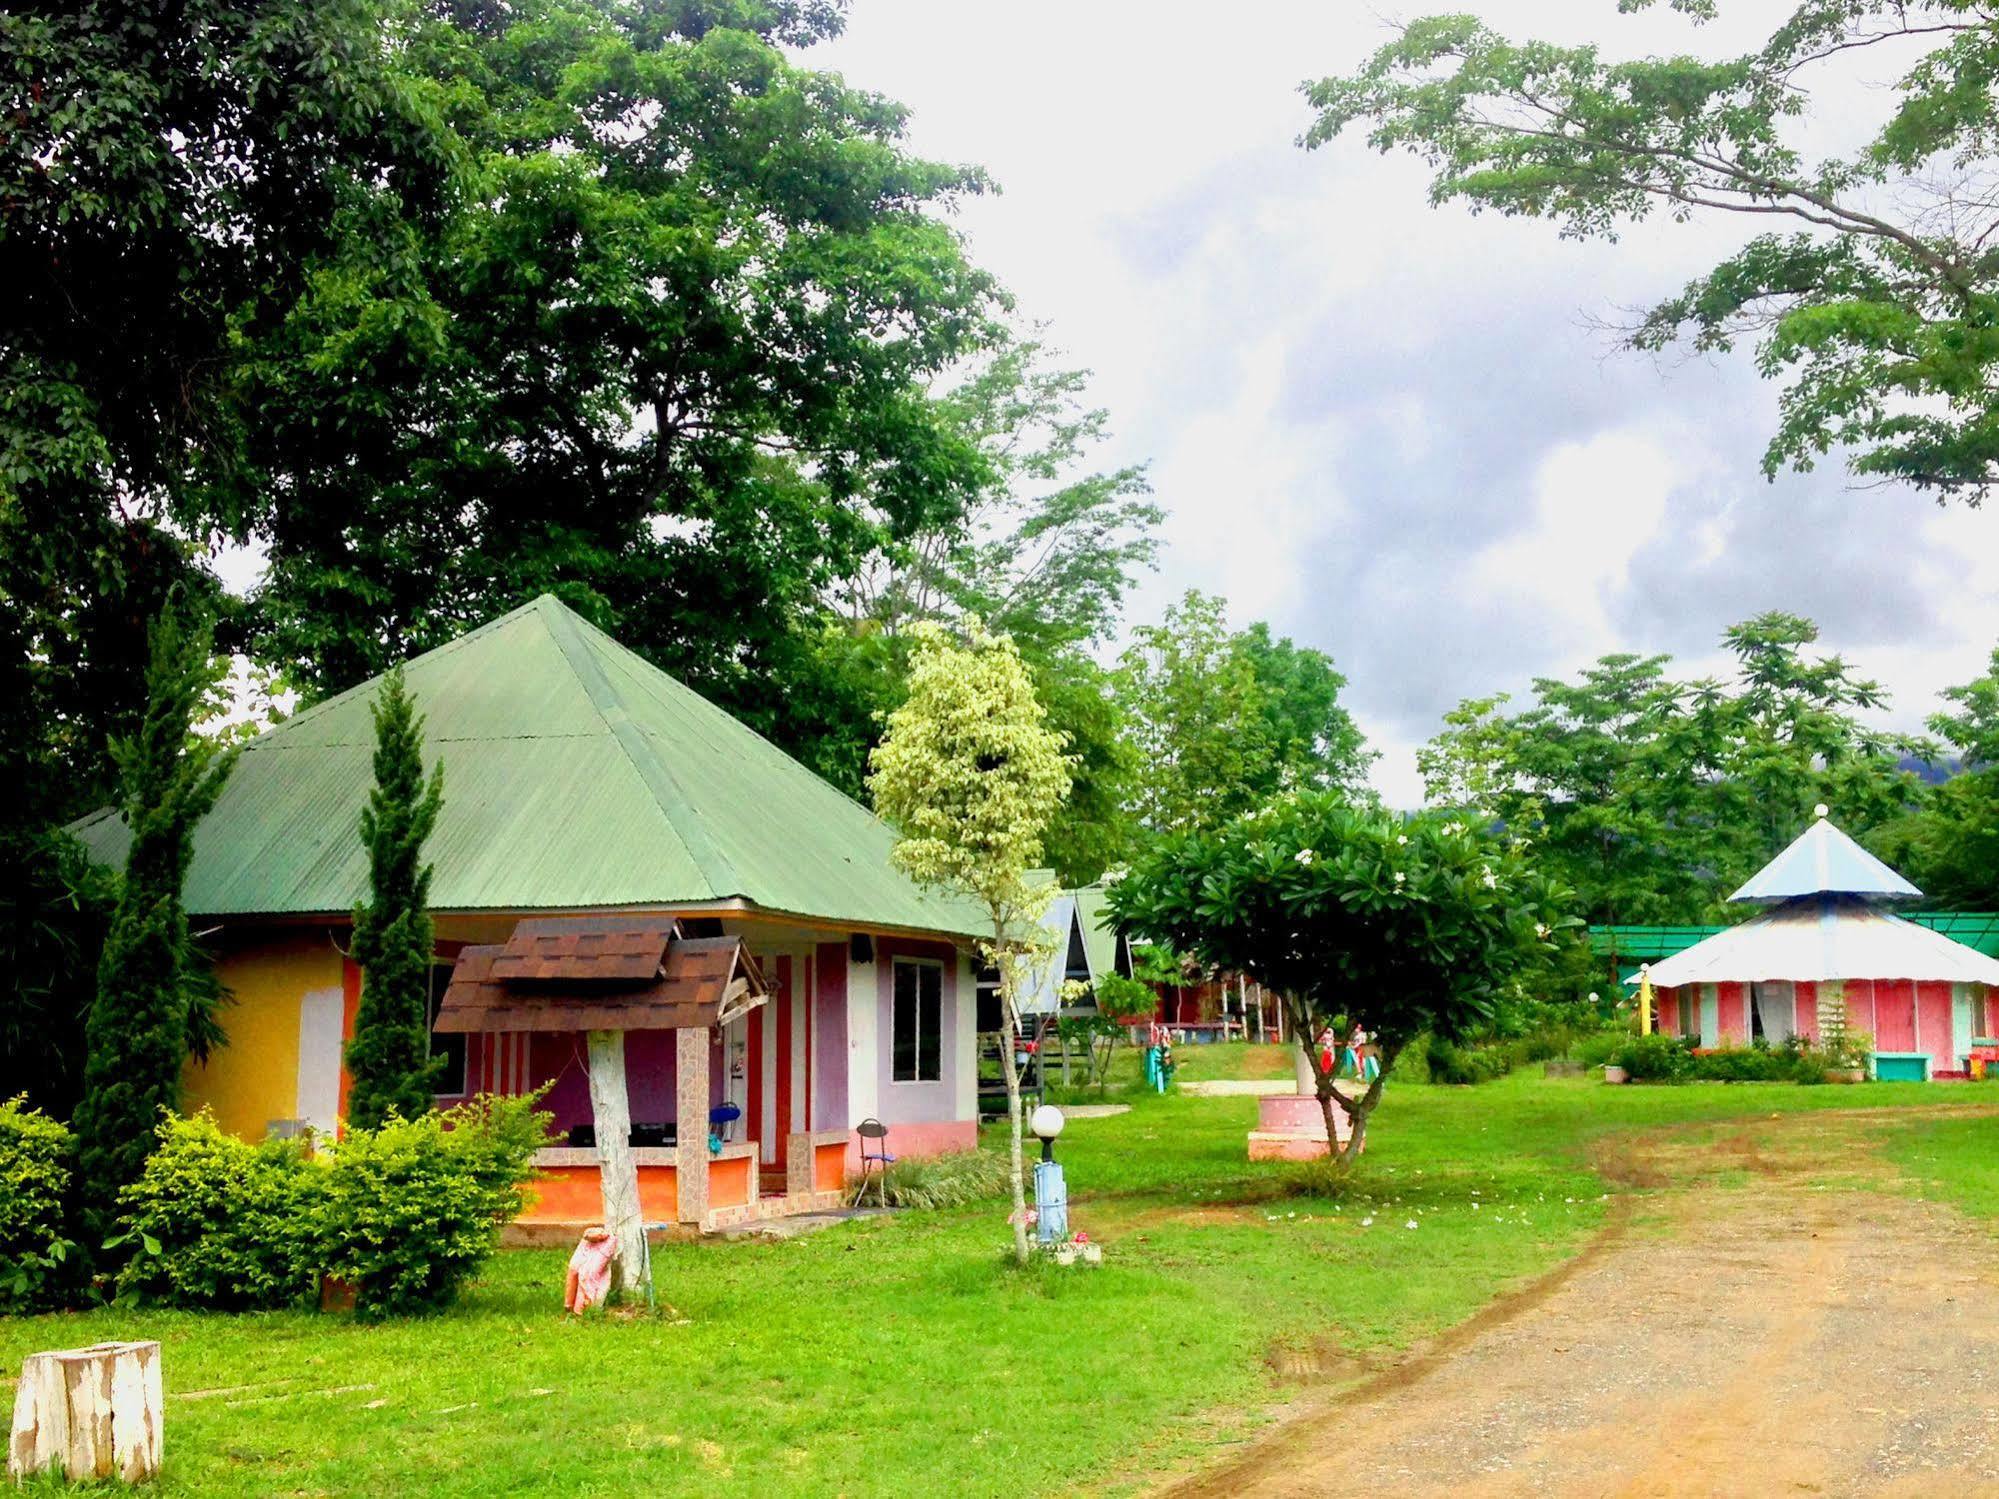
[584,1029,650,1303]
[999,998,1030,1265]
[9,1341,162,1483]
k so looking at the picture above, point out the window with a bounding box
[893,960,943,1083]
[427,963,468,1096]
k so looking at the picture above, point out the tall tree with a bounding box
[1420,612,1931,924]
[868,621,1070,1265]
[822,335,1161,875]
[1118,591,1373,836]
[240,0,1001,732]
[73,600,239,1239]
[345,670,446,1131]
[1869,644,1999,908]
[1305,4,1999,502]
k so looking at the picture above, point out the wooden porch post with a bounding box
[675,1027,709,1227]
[584,1029,649,1301]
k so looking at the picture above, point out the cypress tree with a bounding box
[345,669,445,1131]
[74,600,239,1240]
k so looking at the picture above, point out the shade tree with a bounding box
[1109,792,1570,1162]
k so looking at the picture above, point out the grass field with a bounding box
[2,1056,1987,1496]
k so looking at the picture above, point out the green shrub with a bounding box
[119,1095,546,1318]
[873,1149,1010,1211]
[1421,1035,1515,1085]
[1611,1033,1694,1082]
[0,1097,76,1309]
[1572,1030,1625,1069]
[117,1113,320,1310]
[315,1097,544,1319]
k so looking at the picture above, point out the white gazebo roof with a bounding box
[1639,897,1999,989]
[1729,809,1921,904]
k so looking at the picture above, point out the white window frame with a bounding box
[891,957,944,1085]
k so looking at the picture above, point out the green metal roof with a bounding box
[1591,912,1999,967]
[70,595,985,937]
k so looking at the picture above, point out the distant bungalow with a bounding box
[1635,809,1999,1080]
[74,595,988,1231]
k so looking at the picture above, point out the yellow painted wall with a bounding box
[186,931,341,1140]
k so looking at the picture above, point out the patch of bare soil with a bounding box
[1162,1108,1999,1498]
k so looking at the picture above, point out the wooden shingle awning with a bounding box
[435,922,768,1035]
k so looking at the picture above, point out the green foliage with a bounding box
[1870,644,1999,908]
[1420,614,1931,924]
[1305,3,1999,503]
[346,670,446,1132]
[868,622,1072,931]
[868,618,1071,1262]
[872,1149,1011,1211]
[1109,792,1573,1155]
[243,0,1002,736]
[118,1097,547,1319]
[1418,1035,1517,1086]
[115,1113,321,1312]
[74,599,240,1241]
[0,1097,75,1309]
[1611,1034,1697,1083]
[1117,591,1373,835]
[314,1098,546,1320]
[1092,973,1159,1026]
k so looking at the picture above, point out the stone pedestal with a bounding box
[1247,1091,1356,1162]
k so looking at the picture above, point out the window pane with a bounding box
[893,963,918,1081]
[918,966,942,1082]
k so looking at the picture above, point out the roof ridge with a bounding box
[538,598,742,901]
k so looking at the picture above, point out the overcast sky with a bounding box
[814,1,1999,806]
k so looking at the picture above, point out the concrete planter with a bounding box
[1826,1067,1867,1085]
[1602,1064,1629,1085]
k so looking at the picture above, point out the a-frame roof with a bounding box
[1728,810,1922,904]
[70,595,983,937]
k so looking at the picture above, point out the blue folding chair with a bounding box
[854,1117,895,1207]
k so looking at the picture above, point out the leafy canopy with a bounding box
[1117,591,1373,835]
[1110,794,1569,1055]
[1305,3,1999,501]
[867,620,1072,937]
[1419,612,1932,924]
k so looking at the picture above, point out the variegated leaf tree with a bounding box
[868,621,1071,1264]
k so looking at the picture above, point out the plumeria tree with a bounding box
[1108,793,1572,1163]
[868,621,1071,1264]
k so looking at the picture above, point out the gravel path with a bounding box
[1165,1118,1999,1498]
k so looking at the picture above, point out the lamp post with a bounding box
[1029,1105,1067,1245]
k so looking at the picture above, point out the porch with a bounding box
[437,918,860,1238]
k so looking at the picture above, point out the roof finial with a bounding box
[1813,803,1829,819]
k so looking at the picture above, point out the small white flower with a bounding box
[1405,1220,1418,1230]
[1396,834,1408,846]
[1294,848,1315,866]
[1360,1216,1373,1227]
[1444,821,1464,836]
[1481,868,1498,889]
[1393,871,1405,885]
[1535,922,1550,938]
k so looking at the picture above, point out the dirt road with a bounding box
[1166,1116,1999,1498]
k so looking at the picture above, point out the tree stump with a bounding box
[8,1340,162,1483]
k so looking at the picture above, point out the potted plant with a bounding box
[1824,1029,1871,1085]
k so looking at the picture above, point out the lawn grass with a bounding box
[0,1060,1979,1496]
